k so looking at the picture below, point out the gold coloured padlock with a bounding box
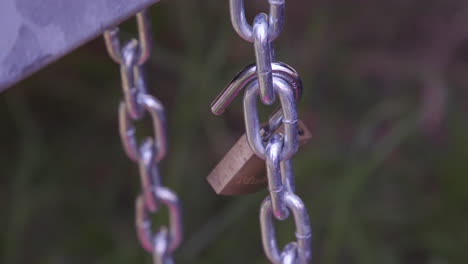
[206,120,312,195]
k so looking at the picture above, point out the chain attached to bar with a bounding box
[103,10,182,264]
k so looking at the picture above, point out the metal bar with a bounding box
[0,0,161,91]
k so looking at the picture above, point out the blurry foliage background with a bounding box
[1,0,468,263]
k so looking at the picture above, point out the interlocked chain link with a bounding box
[228,1,313,263]
[230,0,285,43]
[230,0,286,105]
[103,10,182,264]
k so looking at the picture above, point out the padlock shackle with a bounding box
[210,62,303,116]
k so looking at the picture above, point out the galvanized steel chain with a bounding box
[228,1,313,263]
[103,10,182,264]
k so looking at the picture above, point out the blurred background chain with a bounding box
[104,10,183,264]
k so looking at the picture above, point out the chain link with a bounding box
[103,10,151,65]
[103,10,182,264]
[253,13,276,105]
[260,191,312,264]
[265,134,289,219]
[135,187,183,254]
[119,94,167,163]
[229,0,285,42]
[243,78,299,161]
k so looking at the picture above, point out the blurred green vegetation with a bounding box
[1,0,468,263]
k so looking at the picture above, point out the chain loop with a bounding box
[260,192,312,264]
[119,40,148,119]
[135,188,183,254]
[253,13,275,105]
[119,94,167,163]
[280,159,295,193]
[243,78,299,161]
[138,139,162,212]
[229,0,285,42]
[265,134,289,220]
[104,10,151,65]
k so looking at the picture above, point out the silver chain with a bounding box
[103,10,183,264]
[229,1,313,263]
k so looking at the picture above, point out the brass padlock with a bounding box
[207,120,312,195]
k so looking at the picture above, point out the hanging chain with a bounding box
[103,10,182,264]
[228,1,313,263]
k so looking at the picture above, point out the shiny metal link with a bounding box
[243,78,299,161]
[119,40,148,119]
[119,94,167,163]
[135,187,183,254]
[104,10,151,65]
[138,139,162,212]
[254,14,275,105]
[265,134,289,220]
[260,193,312,264]
[280,159,295,193]
[229,0,285,42]
[265,134,299,220]
[268,0,286,41]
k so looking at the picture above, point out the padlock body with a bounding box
[207,120,312,195]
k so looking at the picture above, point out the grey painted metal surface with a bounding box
[0,0,160,91]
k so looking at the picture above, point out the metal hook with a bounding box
[210,62,303,116]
